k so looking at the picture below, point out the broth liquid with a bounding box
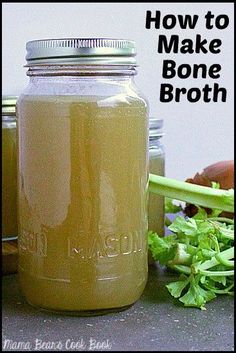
[18,95,148,312]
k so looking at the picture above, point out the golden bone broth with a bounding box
[2,123,17,237]
[17,95,148,311]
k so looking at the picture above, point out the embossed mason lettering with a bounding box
[18,230,47,256]
[68,231,144,259]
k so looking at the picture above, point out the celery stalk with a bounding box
[193,247,234,272]
[149,174,234,213]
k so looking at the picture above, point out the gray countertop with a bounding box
[2,264,234,351]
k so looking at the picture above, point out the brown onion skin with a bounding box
[184,160,234,218]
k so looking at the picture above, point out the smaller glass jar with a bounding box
[2,96,18,241]
[148,118,165,236]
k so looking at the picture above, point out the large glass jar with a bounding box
[2,96,18,240]
[148,118,165,236]
[17,38,149,313]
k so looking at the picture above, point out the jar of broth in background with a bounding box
[2,96,18,240]
[17,38,149,313]
[148,118,165,236]
[2,96,18,275]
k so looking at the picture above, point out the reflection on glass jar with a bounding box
[2,96,18,240]
[148,118,165,236]
[17,38,149,314]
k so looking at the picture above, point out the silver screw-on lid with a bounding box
[25,38,137,66]
[149,118,164,138]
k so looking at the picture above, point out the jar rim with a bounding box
[149,118,164,138]
[2,96,18,115]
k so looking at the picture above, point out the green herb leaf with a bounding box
[166,275,189,298]
[169,216,198,236]
[148,231,177,264]
[179,275,216,309]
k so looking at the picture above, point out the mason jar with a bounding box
[2,96,18,241]
[17,38,149,314]
[148,118,165,236]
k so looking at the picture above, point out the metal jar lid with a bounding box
[149,118,164,139]
[25,38,137,66]
[2,96,18,115]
